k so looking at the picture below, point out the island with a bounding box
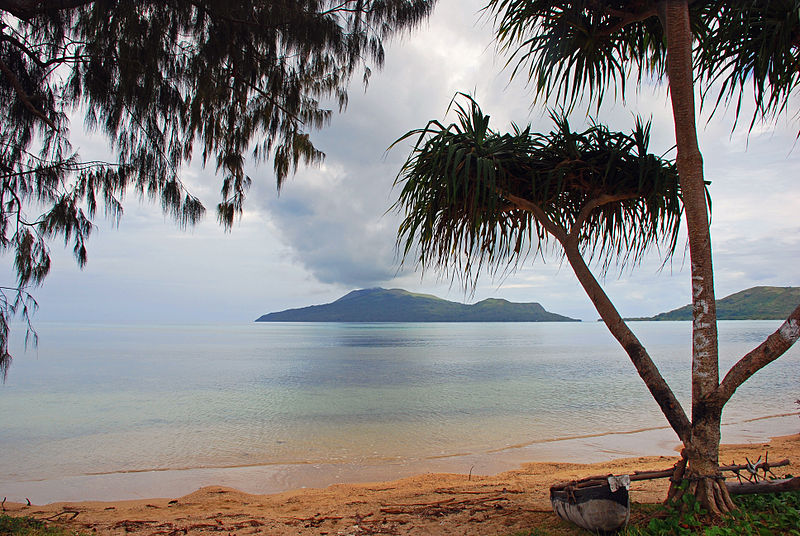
[630,286,800,321]
[255,288,578,322]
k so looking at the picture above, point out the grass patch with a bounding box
[0,515,85,536]
[624,487,800,535]
[507,488,800,535]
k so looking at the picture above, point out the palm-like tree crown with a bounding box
[393,95,683,282]
[487,0,800,123]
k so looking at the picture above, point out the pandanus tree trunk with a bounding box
[659,0,733,514]
[397,0,800,515]
[493,0,800,516]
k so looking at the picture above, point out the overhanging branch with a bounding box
[0,31,45,67]
[712,303,800,407]
[0,0,94,18]
[0,56,57,131]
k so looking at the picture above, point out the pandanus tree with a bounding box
[394,0,800,515]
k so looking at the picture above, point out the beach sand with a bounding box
[3,433,798,535]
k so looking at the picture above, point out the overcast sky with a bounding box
[6,0,800,325]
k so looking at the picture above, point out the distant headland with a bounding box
[255,288,579,322]
[629,286,800,321]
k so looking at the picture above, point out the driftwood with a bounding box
[721,458,789,473]
[433,488,524,495]
[726,476,800,496]
[551,468,676,491]
[380,495,510,517]
[40,510,80,521]
[550,458,791,491]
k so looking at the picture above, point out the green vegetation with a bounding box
[256,287,578,322]
[0,515,85,536]
[634,286,800,321]
[0,0,435,375]
[624,488,800,535]
[505,489,800,536]
[391,0,800,515]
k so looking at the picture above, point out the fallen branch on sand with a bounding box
[434,488,524,495]
[551,458,791,491]
[39,510,80,521]
[726,476,800,496]
[381,495,511,517]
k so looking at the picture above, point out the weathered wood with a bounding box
[726,476,800,496]
[550,459,791,491]
[551,480,630,533]
[551,469,674,491]
[720,458,789,473]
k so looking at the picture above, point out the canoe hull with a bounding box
[550,481,630,534]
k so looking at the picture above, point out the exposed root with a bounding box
[717,480,736,511]
[666,453,688,502]
[670,476,735,516]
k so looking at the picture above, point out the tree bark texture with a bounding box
[660,0,731,514]
[662,0,720,430]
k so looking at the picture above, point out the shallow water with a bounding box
[1,320,797,502]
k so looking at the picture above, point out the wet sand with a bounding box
[4,433,798,536]
[3,412,796,505]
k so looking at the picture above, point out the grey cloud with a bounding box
[247,0,799,315]
[713,231,800,293]
[256,145,408,288]
[249,0,501,290]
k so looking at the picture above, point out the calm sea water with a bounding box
[1,320,798,502]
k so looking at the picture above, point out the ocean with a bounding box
[1,320,797,503]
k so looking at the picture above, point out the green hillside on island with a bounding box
[634,286,800,321]
[256,288,578,322]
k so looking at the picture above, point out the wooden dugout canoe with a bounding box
[550,475,630,534]
[549,458,794,532]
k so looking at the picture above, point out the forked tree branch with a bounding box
[569,193,640,240]
[502,191,567,242]
[711,303,800,407]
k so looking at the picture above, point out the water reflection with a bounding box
[1,320,797,492]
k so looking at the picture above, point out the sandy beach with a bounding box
[3,433,798,535]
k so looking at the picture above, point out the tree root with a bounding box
[666,453,688,503]
[669,476,736,516]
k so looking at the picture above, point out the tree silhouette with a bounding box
[0,0,436,376]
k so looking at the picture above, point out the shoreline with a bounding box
[4,433,798,536]
[2,413,797,506]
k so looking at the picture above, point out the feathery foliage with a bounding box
[404,0,800,514]
[487,0,667,110]
[393,95,682,284]
[0,0,435,377]
[694,0,800,127]
[486,0,800,125]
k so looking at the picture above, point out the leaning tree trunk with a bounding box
[660,0,734,515]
